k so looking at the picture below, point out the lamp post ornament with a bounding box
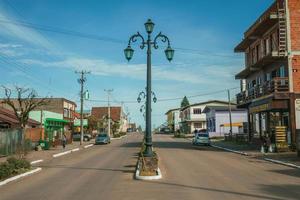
[124,19,174,157]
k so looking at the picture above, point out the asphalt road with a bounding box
[1,133,300,200]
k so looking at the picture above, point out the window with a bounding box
[265,73,271,81]
[256,77,262,86]
[194,123,202,129]
[279,66,285,77]
[63,108,69,118]
[193,108,201,114]
[271,70,277,78]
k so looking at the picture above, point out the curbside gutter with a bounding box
[0,167,42,187]
[111,135,127,140]
[135,162,162,181]
[210,144,249,156]
[264,158,300,169]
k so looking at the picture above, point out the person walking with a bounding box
[62,133,67,149]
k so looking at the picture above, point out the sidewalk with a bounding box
[211,139,300,167]
[0,140,94,164]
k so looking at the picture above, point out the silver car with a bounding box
[192,132,210,146]
[95,133,110,144]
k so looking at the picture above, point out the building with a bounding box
[203,106,248,137]
[234,0,300,152]
[0,107,40,129]
[165,108,180,132]
[180,100,232,134]
[0,98,76,145]
[91,106,128,133]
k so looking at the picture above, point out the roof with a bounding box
[91,107,122,122]
[180,100,236,111]
[202,106,247,113]
[165,108,180,115]
[0,107,40,127]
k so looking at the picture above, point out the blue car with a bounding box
[95,133,111,145]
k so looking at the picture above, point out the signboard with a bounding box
[249,103,269,113]
[295,99,300,129]
[275,126,288,151]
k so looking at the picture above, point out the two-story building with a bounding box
[165,108,180,133]
[180,100,231,134]
[234,0,300,152]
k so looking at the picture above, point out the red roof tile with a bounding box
[91,107,121,122]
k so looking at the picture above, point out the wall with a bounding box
[25,128,44,142]
[29,110,63,125]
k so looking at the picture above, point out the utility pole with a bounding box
[76,70,90,145]
[227,89,233,136]
[105,89,113,137]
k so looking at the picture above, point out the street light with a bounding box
[124,19,174,157]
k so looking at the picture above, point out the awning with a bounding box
[45,118,69,123]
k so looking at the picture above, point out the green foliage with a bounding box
[0,157,31,180]
[181,96,190,108]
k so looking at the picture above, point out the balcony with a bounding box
[237,77,289,105]
[234,1,280,52]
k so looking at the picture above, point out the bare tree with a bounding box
[1,86,48,128]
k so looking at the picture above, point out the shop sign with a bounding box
[249,103,269,113]
[295,99,300,129]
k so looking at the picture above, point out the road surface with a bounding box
[1,133,300,200]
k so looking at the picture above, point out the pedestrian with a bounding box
[62,133,67,149]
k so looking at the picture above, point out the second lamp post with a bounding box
[124,19,174,157]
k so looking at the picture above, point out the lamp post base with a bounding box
[143,145,153,157]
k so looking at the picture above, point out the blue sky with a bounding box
[0,0,274,128]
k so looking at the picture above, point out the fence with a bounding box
[0,129,31,157]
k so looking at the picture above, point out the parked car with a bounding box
[192,131,210,146]
[159,127,172,134]
[72,132,92,142]
[95,133,110,144]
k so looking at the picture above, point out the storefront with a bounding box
[248,98,290,151]
[44,118,70,146]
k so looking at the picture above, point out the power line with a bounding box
[0,18,240,58]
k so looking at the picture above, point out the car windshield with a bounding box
[98,134,107,137]
[197,134,208,137]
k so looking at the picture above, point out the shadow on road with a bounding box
[121,141,221,152]
[139,180,287,200]
[268,168,300,178]
[258,184,300,200]
[39,164,135,174]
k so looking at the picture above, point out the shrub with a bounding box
[0,162,13,180]
[0,157,31,180]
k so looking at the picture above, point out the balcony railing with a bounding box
[237,77,289,105]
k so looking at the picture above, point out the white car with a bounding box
[192,132,210,146]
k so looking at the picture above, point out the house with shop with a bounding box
[234,0,300,152]
[165,108,180,132]
[180,100,232,134]
[1,98,77,145]
[202,106,248,138]
[91,106,128,134]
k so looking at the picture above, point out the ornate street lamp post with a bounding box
[124,19,174,157]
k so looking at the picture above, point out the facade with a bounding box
[180,100,232,134]
[91,106,128,133]
[234,0,300,152]
[165,108,180,132]
[203,106,248,137]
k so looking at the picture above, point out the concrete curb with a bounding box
[264,158,300,169]
[0,167,42,187]
[84,144,94,148]
[30,159,43,165]
[211,144,249,156]
[71,148,80,152]
[135,162,162,181]
[111,135,127,140]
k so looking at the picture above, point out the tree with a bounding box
[112,121,120,135]
[1,86,48,129]
[181,96,190,108]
